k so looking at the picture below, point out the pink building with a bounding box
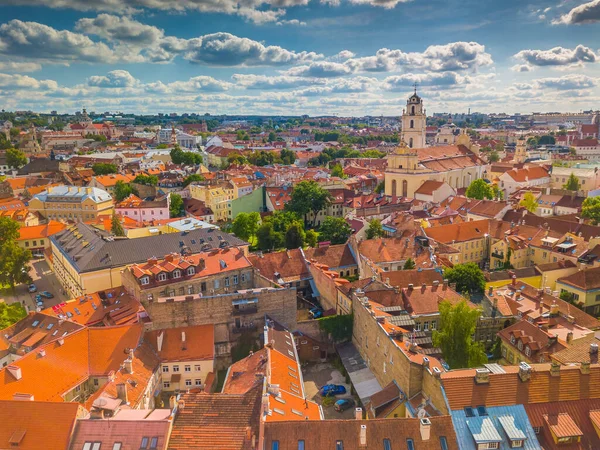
[115,194,170,222]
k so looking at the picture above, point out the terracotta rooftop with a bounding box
[16,220,66,241]
[557,266,600,291]
[145,325,215,362]
[303,243,357,270]
[222,348,268,394]
[248,249,309,284]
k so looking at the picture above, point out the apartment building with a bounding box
[29,185,113,221]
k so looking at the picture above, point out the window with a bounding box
[163,366,169,373]
[336,441,344,450]
[201,282,206,292]
[185,365,191,372]
[233,275,239,284]
[195,379,202,386]
[185,379,192,386]
[149,439,158,450]
[163,382,170,389]
[173,270,181,279]
[477,406,488,416]
[173,365,180,372]
[510,335,516,345]
[113,444,122,450]
[406,439,415,450]
[272,442,280,450]
[225,277,230,287]
[383,438,392,450]
[187,267,195,276]
[157,273,167,282]
[241,273,247,282]
[194,365,201,371]
[140,437,149,449]
[525,347,531,357]
[214,279,220,289]
[518,341,523,351]
[464,407,475,417]
[431,321,437,330]
[440,437,449,450]
[414,322,421,331]
[511,441,523,448]
[83,443,102,450]
[424,322,429,332]
[141,276,149,285]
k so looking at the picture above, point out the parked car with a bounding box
[35,294,43,303]
[321,384,347,397]
[309,307,323,319]
[39,291,54,299]
[28,284,37,293]
[334,398,355,412]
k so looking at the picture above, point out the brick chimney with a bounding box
[475,368,490,384]
[359,425,367,447]
[116,383,128,404]
[420,418,432,441]
[12,393,34,401]
[581,361,591,375]
[157,331,164,352]
[198,258,206,271]
[355,407,363,420]
[7,365,22,380]
[550,362,560,377]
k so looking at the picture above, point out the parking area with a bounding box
[0,258,68,312]
[302,360,358,419]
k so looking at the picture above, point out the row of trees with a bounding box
[170,146,203,165]
[0,217,32,289]
[226,148,296,168]
[465,179,503,201]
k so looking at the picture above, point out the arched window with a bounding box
[402,180,408,197]
[409,138,413,148]
[410,119,414,129]
[391,180,397,197]
[411,105,415,114]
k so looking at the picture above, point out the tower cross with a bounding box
[413,82,418,94]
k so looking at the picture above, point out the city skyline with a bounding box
[0,0,599,115]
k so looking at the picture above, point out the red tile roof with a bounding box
[145,325,214,362]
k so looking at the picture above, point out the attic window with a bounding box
[140,437,149,449]
[113,444,122,450]
[83,443,101,450]
[477,406,488,416]
[336,441,344,450]
[383,439,391,450]
[149,437,158,450]
[47,323,54,330]
[440,437,449,450]
[406,439,415,450]
[464,407,475,417]
[32,321,39,327]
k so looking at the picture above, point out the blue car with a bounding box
[39,291,54,299]
[321,384,347,397]
[28,284,37,293]
[334,398,355,412]
[309,307,323,319]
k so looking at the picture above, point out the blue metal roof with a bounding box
[451,405,541,449]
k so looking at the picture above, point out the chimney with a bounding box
[355,407,363,420]
[421,283,427,292]
[488,286,493,296]
[550,362,560,377]
[581,361,591,375]
[12,393,34,401]
[590,343,599,354]
[90,408,105,420]
[511,275,517,286]
[408,283,414,291]
[58,338,65,346]
[420,418,432,441]
[567,332,573,344]
[432,280,440,289]
[157,331,164,352]
[7,365,22,380]
[181,331,187,350]
[475,368,490,384]
[518,362,531,382]
[116,382,128,404]
[443,279,448,290]
[198,258,206,271]
[38,349,46,358]
[359,425,367,447]
[550,302,559,316]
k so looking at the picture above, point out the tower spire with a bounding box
[413,82,418,94]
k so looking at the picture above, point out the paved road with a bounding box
[0,258,69,312]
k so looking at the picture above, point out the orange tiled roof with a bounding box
[17,220,65,241]
[145,325,214,362]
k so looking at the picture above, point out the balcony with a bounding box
[232,324,258,334]
[232,306,258,316]
[491,251,505,259]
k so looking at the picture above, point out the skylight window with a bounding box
[32,321,39,327]
[464,407,475,417]
[477,406,488,416]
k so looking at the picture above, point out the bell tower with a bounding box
[514,136,527,164]
[401,83,427,149]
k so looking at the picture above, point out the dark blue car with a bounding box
[321,384,346,397]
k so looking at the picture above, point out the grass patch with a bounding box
[322,396,335,408]
[215,369,228,393]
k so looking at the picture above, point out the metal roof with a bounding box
[387,315,416,327]
[498,416,527,441]
[466,417,502,443]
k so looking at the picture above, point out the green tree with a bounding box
[494,142,504,153]
[268,211,301,234]
[563,173,581,191]
[9,128,20,139]
[488,150,500,163]
[279,148,296,165]
[111,215,125,237]
[92,163,118,175]
[465,179,494,200]
[366,219,384,239]
[256,222,284,251]
[0,217,31,289]
[0,303,27,329]
[432,300,487,369]
[305,229,318,247]
[227,153,248,166]
[443,262,486,295]
[285,222,305,249]
[268,131,277,142]
[133,174,158,186]
[537,135,555,146]
[492,185,504,200]
[361,149,386,158]
[403,258,416,270]
[182,174,205,187]
[582,197,600,225]
[113,181,137,202]
[285,181,332,227]
[170,146,202,165]
[319,217,352,245]
[331,164,346,179]
[156,143,169,149]
[169,193,184,218]
[6,148,27,169]
[85,133,107,142]
[374,181,385,194]
[519,192,538,214]
[231,212,260,242]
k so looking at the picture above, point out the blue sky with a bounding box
[0,0,599,115]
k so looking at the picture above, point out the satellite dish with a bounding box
[417,408,427,419]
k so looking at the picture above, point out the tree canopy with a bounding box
[432,300,487,369]
[443,262,486,295]
[366,219,385,239]
[465,179,494,200]
[169,193,184,218]
[331,164,346,179]
[0,217,32,289]
[231,212,261,242]
[319,217,352,245]
[519,192,538,214]
[170,147,203,165]
[92,163,118,175]
[285,181,332,227]
[111,215,125,237]
[6,148,27,169]
[563,173,581,191]
[403,258,416,270]
[133,174,158,186]
[582,197,600,225]
[182,174,205,187]
[113,181,138,202]
[0,303,27,329]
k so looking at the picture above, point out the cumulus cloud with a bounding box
[0,73,57,90]
[144,76,232,93]
[276,19,307,26]
[88,70,139,88]
[0,61,41,72]
[285,61,353,77]
[75,14,164,45]
[511,64,532,72]
[534,74,598,90]
[553,0,600,24]
[182,32,322,66]
[346,0,411,8]
[382,72,467,90]
[231,74,323,89]
[514,45,597,66]
[0,19,120,64]
[237,7,286,25]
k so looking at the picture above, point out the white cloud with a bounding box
[534,74,598,90]
[0,73,57,90]
[346,0,411,8]
[511,64,532,72]
[88,70,139,88]
[238,7,286,25]
[75,14,164,45]
[553,0,600,24]
[276,19,307,26]
[0,61,41,72]
[383,72,468,90]
[0,19,120,64]
[231,73,324,89]
[182,32,322,66]
[285,61,353,77]
[144,76,232,93]
[514,45,597,67]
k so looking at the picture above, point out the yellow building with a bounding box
[29,185,113,221]
[16,220,66,256]
[556,266,600,315]
[189,183,234,222]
